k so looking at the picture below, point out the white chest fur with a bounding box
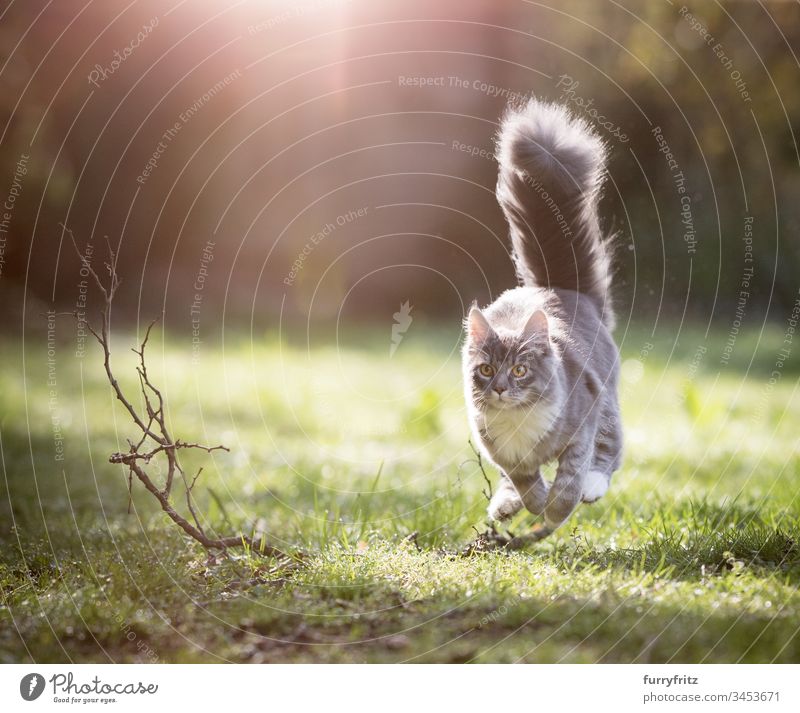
[477,401,558,468]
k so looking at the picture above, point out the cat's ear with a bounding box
[522,309,550,346]
[467,306,493,343]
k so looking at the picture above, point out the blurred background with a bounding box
[1,0,798,335]
[3,0,800,665]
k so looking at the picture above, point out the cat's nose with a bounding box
[493,386,506,396]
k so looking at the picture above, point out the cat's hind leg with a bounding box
[487,474,524,522]
[582,416,622,504]
[581,470,609,503]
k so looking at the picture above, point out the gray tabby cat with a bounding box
[463,99,622,537]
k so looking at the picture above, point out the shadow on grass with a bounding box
[562,499,800,584]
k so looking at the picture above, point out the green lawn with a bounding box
[1,320,799,663]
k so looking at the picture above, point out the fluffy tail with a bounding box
[495,99,615,329]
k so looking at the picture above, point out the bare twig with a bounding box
[183,467,206,538]
[126,469,133,515]
[458,523,551,556]
[464,439,493,501]
[64,229,280,557]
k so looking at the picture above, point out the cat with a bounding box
[462,98,622,537]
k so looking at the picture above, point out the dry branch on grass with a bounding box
[457,523,552,556]
[65,231,280,557]
[457,439,493,502]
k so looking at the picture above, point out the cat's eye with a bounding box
[511,364,527,377]
[478,364,495,377]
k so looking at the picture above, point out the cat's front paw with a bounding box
[487,491,523,522]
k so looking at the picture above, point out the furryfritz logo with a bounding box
[20,673,45,701]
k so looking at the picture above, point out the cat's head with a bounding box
[463,306,558,410]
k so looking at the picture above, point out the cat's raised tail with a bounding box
[495,99,615,329]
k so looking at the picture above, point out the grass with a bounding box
[1,318,799,663]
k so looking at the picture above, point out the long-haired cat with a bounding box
[463,99,622,537]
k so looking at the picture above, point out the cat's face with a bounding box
[464,307,556,410]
